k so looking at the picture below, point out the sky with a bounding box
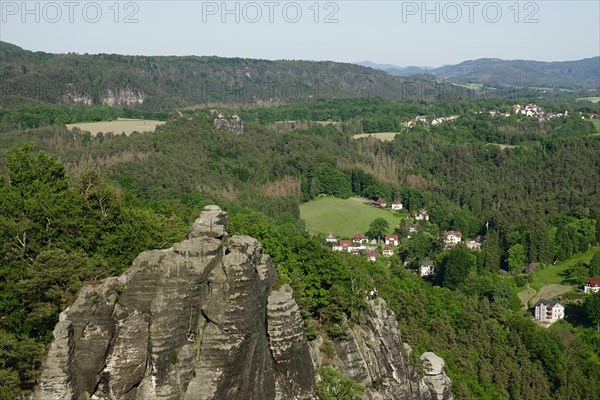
[0,1,599,67]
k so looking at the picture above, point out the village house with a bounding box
[419,259,435,277]
[385,234,399,246]
[431,115,458,126]
[534,299,565,323]
[415,210,429,221]
[584,277,600,294]
[443,231,462,248]
[382,246,394,257]
[391,201,403,211]
[352,233,369,245]
[371,198,387,208]
[366,250,380,262]
[402,115,428,128]
[465,235,484,251]
[333,239,353,252]
[325,233,337,243]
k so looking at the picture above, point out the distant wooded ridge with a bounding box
[1,41,597,110]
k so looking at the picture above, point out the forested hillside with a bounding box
[363,57,600,89]
[0,41,433,110]
[1,97,599,399]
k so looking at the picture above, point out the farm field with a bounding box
[66,118,165,136]
[352,132,400,141]
[300,196,402,238]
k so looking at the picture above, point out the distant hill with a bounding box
[0,42,445,110]
[357,57,600,89]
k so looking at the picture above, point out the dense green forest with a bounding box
[2,41,597,112]
[1,97,599,399]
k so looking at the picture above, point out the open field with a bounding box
[300,196,402,238]
[66,118,165,136]
[591,119,600,134]
[530,284,573,306]
[531,247,600,286]
[518,247,600,307]
[488,143,519,150]
[353,132,400,141]
[518,286,536,309]
[577,97,600,103]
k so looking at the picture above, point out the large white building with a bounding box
[534,299,564,322]
[443,231,462,247]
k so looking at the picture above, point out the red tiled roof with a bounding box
[385,235,398,241]
[340,240,352,247]
[444,231,462,238]
[587,278,600,287]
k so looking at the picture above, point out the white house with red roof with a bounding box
[384,234,399,246]
[584,278,600,294]
[444,231,462,247]
[325,233,338,243]
[382,246,394,257]
[366,250,380,262]
[534,299,564,322]
[333,240,353,252]
[352,233,369,245]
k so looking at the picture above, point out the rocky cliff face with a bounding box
[309,299,453,400]
[33,205,316,400]
[34,205,452,400]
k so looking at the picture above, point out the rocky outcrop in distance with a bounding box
[33,205,452,400]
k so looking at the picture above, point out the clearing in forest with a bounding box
[352,132,401,141]
[300,196,402,238]
[67,118,165,136]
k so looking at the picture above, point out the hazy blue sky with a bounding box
[1,1,598,66]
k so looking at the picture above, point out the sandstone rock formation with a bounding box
[209,110,244,134]
[34,205,452,400]
[309,299,453,400]
[33,205,316,400]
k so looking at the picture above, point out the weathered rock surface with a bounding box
[420,352,454,400]
[34,204,451,400]
[309,299,453,400]
[34,205,316,400]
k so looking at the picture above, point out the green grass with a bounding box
[300,196,402,238]
[518,247,600,307]
[530,247,600,286]
[591,119,600,134]
[577,97,600,103]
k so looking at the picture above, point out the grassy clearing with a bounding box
[67,118,165,136]
[488,143,519,150]
[530,285,573,306]
[591,119,600,134]
[518,247,600,307]
[300,196,402,238]
[531,247,600,286]
[353,132,401,141]
[518,286,536,309]
[577,97,600,103]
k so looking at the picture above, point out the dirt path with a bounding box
[518,285,537,309]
